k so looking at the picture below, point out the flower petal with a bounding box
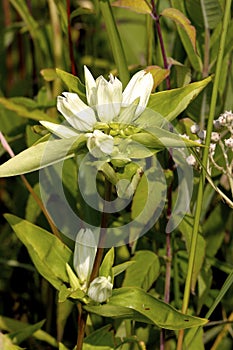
[73,228,97,285]
[40,121,80,138]
[122,70,153,119]
[86,130,114,158]
[96,74,122,123]
[84,65,97,107]
[57,92,96,132]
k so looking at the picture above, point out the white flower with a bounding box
[186,154,196,166]
[57,92,97,132]
[73,228,97,288]
[190,123,200,134]
[209,143,216,156]
[211,132,220,143]
[40,67,153,158]
[122,70,154,119]
[87,276,113,303]
[86,130,114,158]
[225,138,233,149]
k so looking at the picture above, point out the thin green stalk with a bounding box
[177,1,232,349]
[99,0,129,87]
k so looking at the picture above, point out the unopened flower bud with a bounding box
[87,276,113,303]
[73,228,97,286]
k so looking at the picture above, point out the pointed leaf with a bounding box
[186,0,222,29]
[0,333,23,350]
[99,248,115,278]
[84,325,115,349]
[112,0,151,14]
[8,320,45,345]
[0,316,57,347]
[123,250,160,290]
[147,76,212,123]
[112,261,135,277]
[170,0,202,71]
[145,65,170,90]
[86,287,208,330]
[0,135,86,177]
[4,214,73,291]
[161,8,196,52]
[0,97,56,122]
[56,68,86,99]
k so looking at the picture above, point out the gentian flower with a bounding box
[40,66,153,158]
[87,276,113,303]
[73,228,97,290]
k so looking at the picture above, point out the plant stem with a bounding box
[150,3,172,349]
[176,0,232,348]
[151,0,170,89]
[76,303,87,350]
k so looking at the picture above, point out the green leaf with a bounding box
[131,168,166,243]
[99,247,115,278]
[0,135,86,177]
[146,66,170,90]
[0,316,57,347]
[8,320,45,345]
[161,8,196,52]
[83,325,115,350]
[59,343,69,350]
[0,333,24,350]
[40,68,58,82]
[56,68,86,99]
[84,302,152,324]
[112,0,151,14]
[56,300,74,342]
[171,0,202,72]
[4,214,73,291]
[130,129,201,149]
[123,250,160,290]
[147,76,212,123]
[112,261,135,277]
[0,97,56,122]
[86,287,208,330]
[185,0,222,29]
[184,327,204,350]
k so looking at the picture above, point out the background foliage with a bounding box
[0,0,233,349]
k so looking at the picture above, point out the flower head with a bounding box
[40,67,153,158]
[87,276,113,303]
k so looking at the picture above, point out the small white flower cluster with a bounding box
[214,111,233,151]
[190,123,220,159]
[189,111,233,187]
[73,228,113,303]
